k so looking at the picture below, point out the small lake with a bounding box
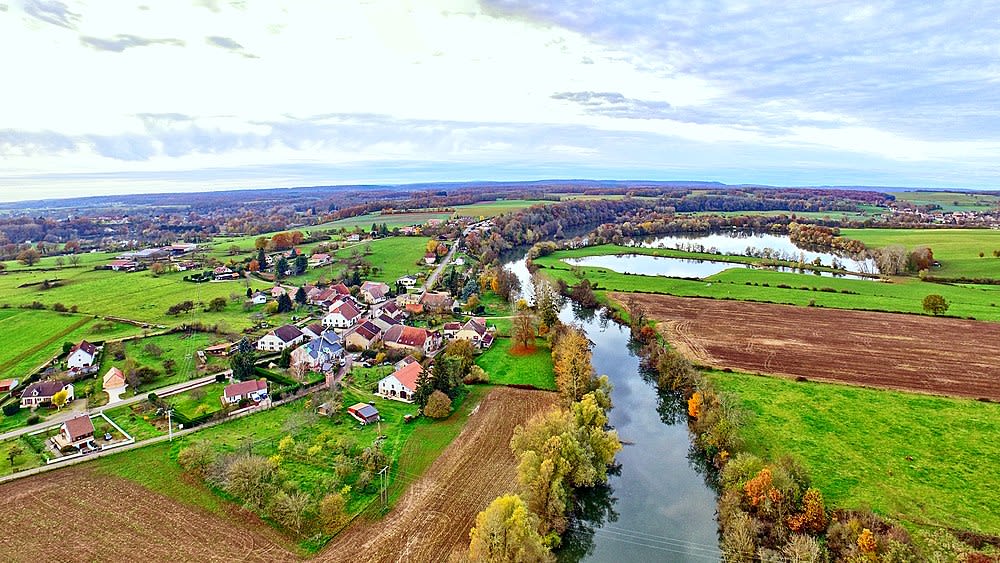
[564,253,872,281]
[565,254,741,279]
[636,230,877,274]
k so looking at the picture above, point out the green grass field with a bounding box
[475,337,557,390]
[842,228,1000,280]
[534,247,1000,321]
[332,237,433,284]
[451,199,551,218]
[888,191,1000,213]
[710,370,1000,535]
[313,211,454,231]
[681,209,883,220]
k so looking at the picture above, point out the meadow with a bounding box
[534,246,1000,321]
[331,236,433,284]
[887,190,1000,212]
[451,199,550,218]
[98,332,229,395]
[312,211,454,231]
[842,228,1000,279]
[475,337,557,390]
[710,370,1000,535]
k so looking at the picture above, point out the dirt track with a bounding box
[614,293,1000,401]
[0,467,295,562]
[318,386,558,563]
[0,387,557,563]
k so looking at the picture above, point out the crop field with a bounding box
[534,248,1000,321]
[451,199,550,218]
[888,190,1000,212]
[312,211,455,231]
[615,292,1000,401]
[841,228,1000,279]
[0,310,89,375]
[475,337,557,390]
[711,370,1000,535]
[318,386,559,563]
[0,465,295,562]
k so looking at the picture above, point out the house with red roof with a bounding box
[221,379,269,406]
[378,361,423,402]
[54,415,95,450]
[382,325,440,355]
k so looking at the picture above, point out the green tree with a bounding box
[207,297,227,312]
[294,286,307,305]
[7,444,23,468]
[276,293,294,313]
[922,294,949,315]
[319,492,347,532]
[276,256,289,278]
[468,494,553,563]
[230,338,257,381]
[256,247,267,267]
[294,254,308,275]
[279,347,292,369]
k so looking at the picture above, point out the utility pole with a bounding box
[167,408,174,441]
[378,465,389,507]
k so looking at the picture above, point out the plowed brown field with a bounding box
[0,467,295,562]
[614,293,1000,401]
[318,386,559,563]
[0,387,557,563]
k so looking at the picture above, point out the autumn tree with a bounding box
[787,488,827,534]
[51,389,69,409]
[511,310,536,351]
[270,490,313,534]
[552,326,596,402]
[17,248,40,266]
[468,494,553,563]
[247,259,260,273]
[570,278,598,308]
[424,390,452,419]
[922,294,949,315]
[534,278,560,328]
[319,492,348,532]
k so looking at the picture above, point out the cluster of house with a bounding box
[16,340,133,409]
[106,243,199,272]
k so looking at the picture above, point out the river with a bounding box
[505,256,721,562]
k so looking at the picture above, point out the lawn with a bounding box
[166,381,229,419]
[842,228,1000,280]
[0,309,91,376]
[710,370,1000,535]
[103,402,165,441]
[0,436,46,476]
[475,337,557,390]
[98,332,230,395]
[534,247,1000,322]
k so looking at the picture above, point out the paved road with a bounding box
[0,373,219,442]
[421,240,460,292]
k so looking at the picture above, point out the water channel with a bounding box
[505,256,722,562]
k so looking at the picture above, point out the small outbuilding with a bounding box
[347,402,380,425]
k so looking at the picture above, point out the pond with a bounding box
[565,254,741,279]
[505,257,722,561]
[637,230,877,274]
[564,253,872,281]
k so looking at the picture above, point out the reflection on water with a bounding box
[565,254,740,279]
[504,257,722,561]
[637,230,877,274]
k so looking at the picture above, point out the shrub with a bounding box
[26,414,40,425]
[424,390,452,419]
[2,403,19,416]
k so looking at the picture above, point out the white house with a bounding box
[323,300,362,329]
[309,253,332,267]
[221,379,269,406]
[360,281,390,305]
[256,325,305,352]
[377,361,423,403]
[396,275,418,288]
[67,341,98,370]
[249,291,268,305]
[20,381,74,408]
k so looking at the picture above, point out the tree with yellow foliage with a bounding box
[552,327,594,402]
[51,389,69,409]
[687,391,703,419]
[468,494,553,562]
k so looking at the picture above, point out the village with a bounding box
[0,217,503,481]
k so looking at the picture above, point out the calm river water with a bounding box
[506,257,721,562]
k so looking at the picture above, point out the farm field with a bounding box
[0,464,296,561]
[711,370,1000,535]
[682,209,882,220]
[617,292,1000,401]
[534,248,1000,321]
[841,228,1000,279]
[888,190,1000,212]
[312,211,454,231]
[0,309,90,376]
[451,199,550,218]
[318,386,559,563]
[475,337,557,390]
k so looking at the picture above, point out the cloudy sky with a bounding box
[2,0,1000,201]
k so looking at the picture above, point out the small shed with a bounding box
[317,402,334,416]
[347,402,380,425]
